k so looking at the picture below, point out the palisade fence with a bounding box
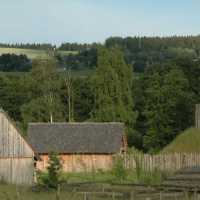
[122,153,200,172]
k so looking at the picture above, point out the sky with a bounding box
[0,0,199,45]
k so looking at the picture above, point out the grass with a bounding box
[0,47,77,59]
[162,128,200,153]
[0,184,84,200]
[59,169,166,185]
[0,183,196,200]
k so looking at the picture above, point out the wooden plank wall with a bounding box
[37,154,113,172]
[0,112,34,157]
[124,153,200,172]
[196,104,200,129]
[0,158,34,185]
[0,112,34,184]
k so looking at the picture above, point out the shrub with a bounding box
[37,151,62,189]
[47,151,62,189]
[112,156,127,182]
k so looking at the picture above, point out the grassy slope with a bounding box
[162,128,200,153]
[0,47,77,59]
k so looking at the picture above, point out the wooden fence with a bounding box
[123,153,200,172]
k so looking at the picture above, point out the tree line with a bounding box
[0,43,55,50]
[1,35,200,72]
[0,35,200,152]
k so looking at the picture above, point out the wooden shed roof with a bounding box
[27,122,124,154]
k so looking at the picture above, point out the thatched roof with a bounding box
[28,122,124,154]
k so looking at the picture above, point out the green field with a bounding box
[0,47,77,59]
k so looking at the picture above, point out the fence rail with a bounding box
[123,153,200,172]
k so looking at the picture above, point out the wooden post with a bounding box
[159,192,162,200]
[130,191,135,200]
[112,192,115,200]
[84,192,88,200]
[195,104,200,129]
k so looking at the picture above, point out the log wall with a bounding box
[0,111,34,184]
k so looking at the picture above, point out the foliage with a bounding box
[91,47,138,139]
[142,63,194,152]
[60,48,97,70]
[135,168,168,185]
[105,35,200,72]
[47,152,62,189]
[38,152,62,189]
[20,58,66,128]
[0,73,31,122]
[0,36,200,152]
[0,43,54,50]
[0,54,31,72]
[112,156,127,182]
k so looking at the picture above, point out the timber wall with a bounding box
[0,157,34,185]
[37,154,113,172]
[0,111,34,185]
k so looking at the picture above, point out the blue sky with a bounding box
[0,0,199,45]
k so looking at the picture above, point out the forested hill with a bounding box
[105,35,200,72]
[56,35,200,72]
[0,35,200,72]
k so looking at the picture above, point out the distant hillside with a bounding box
[162,128,200,153]
[0,47,77,59]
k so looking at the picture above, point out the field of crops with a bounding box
[0,47,77,59]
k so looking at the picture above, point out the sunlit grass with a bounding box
[0,47,77,59]
[162,128,200,153]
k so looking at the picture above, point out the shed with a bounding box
[0,110,35,184]
[28,122,126,172]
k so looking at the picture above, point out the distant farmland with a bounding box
[0,47,77,59]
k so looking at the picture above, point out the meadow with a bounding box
[0,47,77,59]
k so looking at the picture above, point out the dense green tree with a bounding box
[0,73,30,122]
[21,97,65,127]
[0,54,31,72]
[143,64,194,152]
[91,47,137,138]
[21,59,66,128]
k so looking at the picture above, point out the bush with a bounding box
[112,156,127,182]
[37,151,62,189]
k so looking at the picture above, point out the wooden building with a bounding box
[0,109,35,185]
[28,122,126,172]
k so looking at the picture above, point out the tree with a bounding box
[143,64,194,152]
[47,151,62,189]
[38,151,62,189]
[21,59,66,128]
[0,73,31,123]
[91,47,137,136]
[64,68,74,122]
[0,54,31,72]
[30,59,60,123]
